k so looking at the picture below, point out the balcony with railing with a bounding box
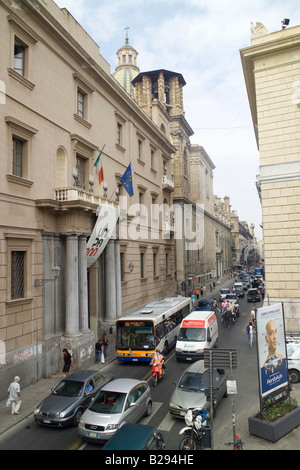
[162,174,174,192]
[36,187,118,213]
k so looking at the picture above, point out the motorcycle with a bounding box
[178,408,210,450]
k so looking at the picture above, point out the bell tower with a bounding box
[113,28,140,97]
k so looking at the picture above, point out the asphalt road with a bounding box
[0,285,265,451]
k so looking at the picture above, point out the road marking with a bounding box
[69,438,86,451]
[157,411,175,432]
[140,401,163,425]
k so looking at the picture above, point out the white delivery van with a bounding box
[175,310,218,362]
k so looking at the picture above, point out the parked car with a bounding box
[195,299,214,311]
[286,335,300,383]
[78,378,152,442]
[34,370,114,427]
[102,423,165,450]
[219,288,230,301]
[169,360,228,419]
[247,288,261,302]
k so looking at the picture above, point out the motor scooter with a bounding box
[151,361,164,386]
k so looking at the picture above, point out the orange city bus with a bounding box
[116,296,192,363]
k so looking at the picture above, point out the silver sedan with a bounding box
[78,378,152,442]
[169,360,228,418]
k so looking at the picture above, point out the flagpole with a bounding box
[78,144,106,190]
[109,183,120,200]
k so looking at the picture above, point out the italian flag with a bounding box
[94,144,105,184]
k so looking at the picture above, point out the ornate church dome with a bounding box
[113,29,139,98]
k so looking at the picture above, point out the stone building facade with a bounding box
[0,0,176,395]
[241,23,300,330]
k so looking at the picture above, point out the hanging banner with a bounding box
[256,303,289,410]
[86,205,119,268]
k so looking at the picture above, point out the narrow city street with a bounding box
[0,284,270,451]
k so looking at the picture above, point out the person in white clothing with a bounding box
[7,376,21,415]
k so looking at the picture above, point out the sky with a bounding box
[54,0,300,240]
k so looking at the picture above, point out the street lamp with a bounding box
[34,265,61,287]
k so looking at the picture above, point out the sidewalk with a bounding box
[0,359,113,437]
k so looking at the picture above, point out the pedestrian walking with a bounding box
[7,376,21,415]
[246,322,253,347]
[95,338,103,363]
[102,331,109,361]
[213,298,219,314]
[62,348,73,376]
[250,307,256,328]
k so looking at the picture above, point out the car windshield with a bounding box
[196,301,212,310]
[178,327,206,342]
[89,390,126,414]
[52,380,84,397]
[178,372,205,392]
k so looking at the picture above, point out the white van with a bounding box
[175,310,219,362]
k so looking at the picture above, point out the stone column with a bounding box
[54,234,65,334]
[79,235,89,332]
[42,233,54,337]
[105,239,116,321]
[114,239,122,317]
[65,234,80,336]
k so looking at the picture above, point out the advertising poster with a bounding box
[256,303,289,409]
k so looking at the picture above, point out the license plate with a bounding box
[88,431,99,438]
[132,358,138,361]
[42,419,51,424]
[186,358,192,361]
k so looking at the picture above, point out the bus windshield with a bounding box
[178,327,206,342]
[117,320,155,350]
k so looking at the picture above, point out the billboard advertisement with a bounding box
[256,303,289,409]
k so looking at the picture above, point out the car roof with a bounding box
[101,378,145,392]
[63,370,100,382]
[102,423,159,450]
[185,360,206,374]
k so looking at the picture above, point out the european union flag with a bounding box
[120,163,134,197]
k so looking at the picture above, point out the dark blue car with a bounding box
[102,423,165,450]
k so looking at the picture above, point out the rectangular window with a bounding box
[11,251,25,300]
[138,139,142,160]
[14,38,26,75]
[77,89,84,118]
[151,150,155,170]
[117,123,122,145]
[12,137,23,177]
[76,155,86,188]
[166,253,169,275]
[153,252,157,277]
[140,252,144,279]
